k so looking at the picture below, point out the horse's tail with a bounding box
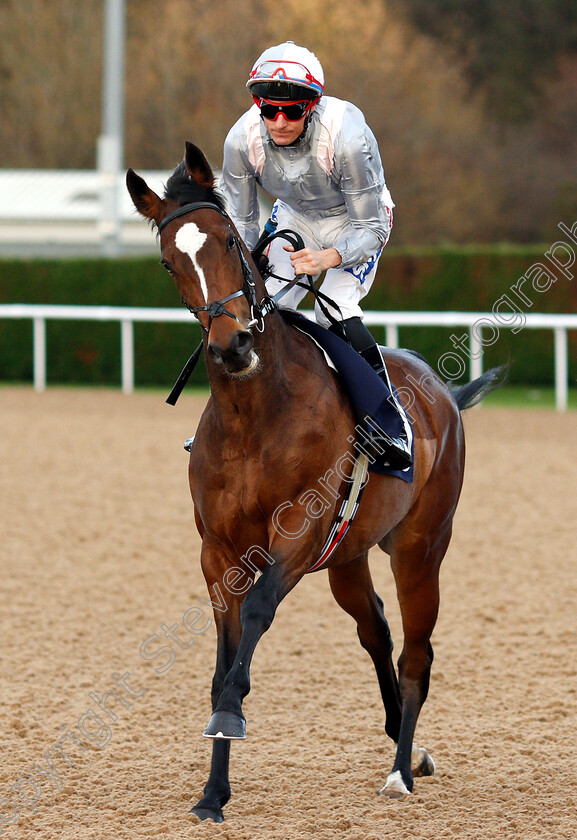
[451,364,508,411]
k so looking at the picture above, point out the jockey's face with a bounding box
[262,103,315,146]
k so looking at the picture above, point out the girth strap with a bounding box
[307,452,369,573]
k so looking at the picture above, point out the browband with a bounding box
[158,201,226,234]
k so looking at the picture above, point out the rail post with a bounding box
[121,318,134,394]
[386,324,399,349]
[33,316,46,393]
[469,323,483,381]
[554,326,568,412]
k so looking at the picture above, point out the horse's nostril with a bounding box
[208,343,224,363]
[209,331,254,371]
[233,331,254,355]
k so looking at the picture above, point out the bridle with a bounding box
[159,199,342,405]
[158,199,342,334]
[158,200,273,334]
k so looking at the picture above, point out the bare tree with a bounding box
[1,0,575,242]
[0,0,102,168]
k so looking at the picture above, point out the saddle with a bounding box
[278,309,413,482]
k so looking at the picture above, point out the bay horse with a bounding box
[126,142,503,823]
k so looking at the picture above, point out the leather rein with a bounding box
[158,200,341,404]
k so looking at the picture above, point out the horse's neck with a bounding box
[206,313,308,424]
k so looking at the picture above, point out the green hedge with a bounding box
[368,245,577,386]
[0,258,205,387]
[0,246,575,386]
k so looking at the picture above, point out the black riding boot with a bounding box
[330,317,412,470]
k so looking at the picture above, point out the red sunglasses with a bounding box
[254,97,316,122]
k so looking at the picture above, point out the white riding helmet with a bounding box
[247,41,324,102]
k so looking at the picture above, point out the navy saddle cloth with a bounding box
[278,309,413,482]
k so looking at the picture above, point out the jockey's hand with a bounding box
[284,245,342,276]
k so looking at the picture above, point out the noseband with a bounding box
[158,201,271,334]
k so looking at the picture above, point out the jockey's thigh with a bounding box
[262,200,382,322]
[314,252,381,327]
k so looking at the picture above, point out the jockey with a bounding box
[220,41,412,470]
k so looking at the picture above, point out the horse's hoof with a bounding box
[379,770,411,799]
[189,805,224,823]
[411,744,436,777]
[203,710,246,740]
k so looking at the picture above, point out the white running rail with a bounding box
[0,304,575,410]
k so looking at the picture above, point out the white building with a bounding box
[0,171,270,257]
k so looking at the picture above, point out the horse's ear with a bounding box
[184,141,214,189]
[126,168,164,223]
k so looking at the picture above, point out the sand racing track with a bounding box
[1,387,576,840]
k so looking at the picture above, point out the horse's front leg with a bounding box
[190,548,246,823]
[203,558,300,739]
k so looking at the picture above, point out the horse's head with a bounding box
[126,142,259,376]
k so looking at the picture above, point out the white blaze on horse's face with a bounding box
[175,222,209,301]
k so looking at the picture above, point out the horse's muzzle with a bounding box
[208,329,257,375]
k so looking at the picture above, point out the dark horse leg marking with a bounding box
[190,741,231,823]
[380,525,453,798]
[190,597,243,822]
[192,562,300,821]
[328,554,402,743]
[206,563,290,730]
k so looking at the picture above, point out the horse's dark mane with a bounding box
[164,161,226,211]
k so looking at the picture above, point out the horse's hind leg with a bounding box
[380,525,452,798]
[328,554,402,745]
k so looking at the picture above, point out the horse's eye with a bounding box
[161,259,174,275]
[226,233,236,251]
